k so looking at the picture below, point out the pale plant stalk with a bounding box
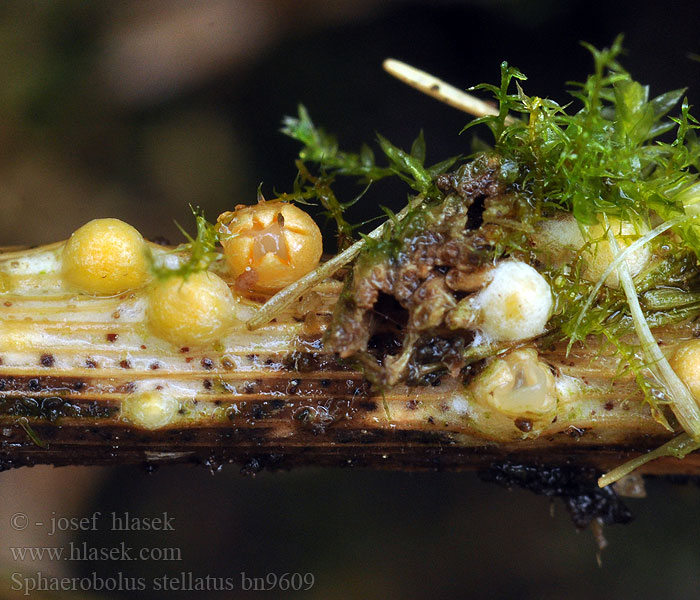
[599,433,700,488]
[383,58,518,124]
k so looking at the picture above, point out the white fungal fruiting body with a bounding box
[62,218,150,295]
[535,216,651,287]
[534,215,585,268]
[472,348,556,418]
[538,215,584,250]
[475,261,552,342]
[122,390,180,430]
[147,271,239,346]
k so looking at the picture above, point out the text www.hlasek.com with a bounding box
[11,572,316,595]
[10,542,182,562]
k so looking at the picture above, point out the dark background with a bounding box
[1,1,700,598]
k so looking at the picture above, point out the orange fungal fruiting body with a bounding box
[218,201,322,294]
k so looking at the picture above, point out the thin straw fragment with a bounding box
[383,58,517,124]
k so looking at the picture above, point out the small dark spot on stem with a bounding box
[40,354,54,368]
[515,417,533,432]
[119,359,132,369]
[86,358,98,368]
[106,333,118,343]
[201,357,214,370]
[355,400,377,411]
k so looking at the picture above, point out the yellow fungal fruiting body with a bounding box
[62,218,150,296]
[670,340,700,400]
[583,218,650,287]
[218,201,322,293]
[147,271,238,346]
[471,348,557,418]
[121,390,180,430]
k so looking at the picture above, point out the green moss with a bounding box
[467,36,700,234]
[150,208,222,280]
[281,104,458,249]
